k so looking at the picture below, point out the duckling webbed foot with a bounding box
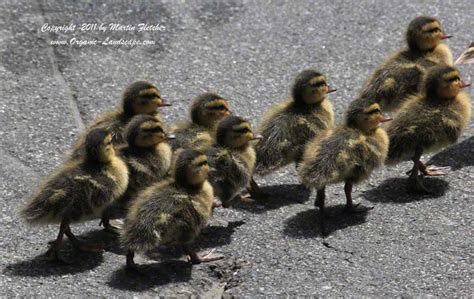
[418,163,450,176]
[99,216,122,233]
[185,247,224,264]
[344,182,373,214]
[65,228,104,253]
[45,219,72,264]
[238,193,256,204]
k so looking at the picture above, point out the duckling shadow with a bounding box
[428,137,474,170]
[234,184,311,214]
[283,205,369,238]
[3,247,103,277]
[107,260,192,292]
[363,177,449,204]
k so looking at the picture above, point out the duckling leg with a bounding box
[184,245,224,264]
[407,149,433,194]
[314,187,326,213]
[64,227,104,253]
[45,219,70,264]
[344,182,373,213]
[247,177,267,199]
[126,250,137,269]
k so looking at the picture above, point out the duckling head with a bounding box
[346,99,392,132]
[424,65,470,100]
[174,149,210,189]
[292,70,336,106]
[191,93,231,127]
[216,115,262,149]
[122,81,171,116]
[406,16,451,51]
[85,128,115,163]
[125,114,174,149]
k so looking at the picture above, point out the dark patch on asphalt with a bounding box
[363,177,449,204]
[428,136,474,170]
[283,205,369,238]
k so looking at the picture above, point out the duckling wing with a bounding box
[361,63,423,112]
[206,147,250,200]
[255,110,321,174]
[121,187,200,251]
[387,101,467,163]
[20,164,119,224]
[169,123,213,151]
[299,129,379,188]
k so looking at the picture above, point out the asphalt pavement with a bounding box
[0,0,472,297]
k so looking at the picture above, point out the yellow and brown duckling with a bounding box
[120,149,222,268]
[251,70,335,195]
[69,81,171,159]
[169,93,231,151]
[298,100,391,213]
[100,114,174,230]
[386,65,471,193]
[20,128,128,263]
[360,16,453,112]
[206,115,261,208]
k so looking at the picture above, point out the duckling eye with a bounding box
[448,76,460,82]
[198,161,208,167]
[143,127,163,134]
[310,82,326,88]
[367,109,381,115]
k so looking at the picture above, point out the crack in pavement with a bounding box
[36,0,85,133]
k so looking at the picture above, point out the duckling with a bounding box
[206,115,261,208]
[386,65,471,193]
[120,149,223,268]
[298,100,391,213]
[69,81,171,159]
[360,16,453,112]
[100,114,174,230]
[20,128,128,262]
[251,70,335,195]
[455,42,474,64]
[169,93,231,151]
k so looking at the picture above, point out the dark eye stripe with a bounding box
[234,128,251,133]
[143,127,163,133]
[208,105,227,110]
[198,161,208,166]
[367,109,381,115]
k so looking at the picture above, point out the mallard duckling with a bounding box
[69,81,171,159]
[169,93,231,151]
[251,70,335,195]
[360,16,453,112]
[386,65,471,193]
[206,115,261,208]
[20,128,128,262]
[120,149,223,268]
[100,114,174,230]
[298,100,391,213]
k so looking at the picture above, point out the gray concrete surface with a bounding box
[1,0,472,297]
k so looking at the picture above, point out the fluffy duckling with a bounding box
[169,93,231,151]
[360,16,453,112]
[69,81,170,159]
[100,114,174,230]
[298,100,391,213]
[20,128,128,262]
[252,70,335,195]
[386,65,471,193]
[120,149,222,268]
[206,115,261,208]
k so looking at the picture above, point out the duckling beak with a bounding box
[165,133,176,140]
[379,115,392,123]
[251,134,263,141]
[440,35,452,40]
[327,86,337,93]
[460,82,471,89]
